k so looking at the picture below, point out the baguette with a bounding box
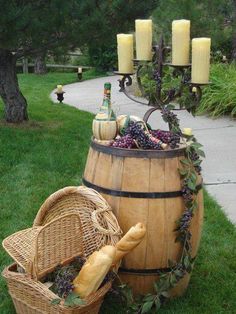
[113,222,146,266]
[73,245,116,298]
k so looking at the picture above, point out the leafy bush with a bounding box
[197,63,236,117]
[152,0,234,57]
[137,64,188,107]
[88,45,117,71]
[135,62,236,118]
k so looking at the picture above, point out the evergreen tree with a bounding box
[0,1,81,123]
[76,0,158,70]
[152,0,234,57]
[0,0,157,123]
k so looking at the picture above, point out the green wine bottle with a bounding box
[95,82,116,121]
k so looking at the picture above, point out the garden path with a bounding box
[51,75,236,224]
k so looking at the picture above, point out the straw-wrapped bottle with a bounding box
[92,82,117,141]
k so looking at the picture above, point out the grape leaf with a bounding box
[191,142,203,149]
[180,158,191,165]
[51,298,60,305]
[187,179,196,191]
[196,149,206,158]
[141,301,153,313]
[154,297,161,310]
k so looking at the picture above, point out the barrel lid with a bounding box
[91,137,186,159]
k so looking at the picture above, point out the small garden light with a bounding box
[55,85,65,103]
[77,67,83,81]
[222,55,227,63]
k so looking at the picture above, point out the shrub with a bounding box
[197,63,236,117]
[135,62,236,118]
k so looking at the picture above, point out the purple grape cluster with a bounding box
[189,151,202,174]
[111,134,135,148]
[178,209,193,232]
[181,186,194,202]
[161,107,179,128]
[52,266,77,298]
[151,129,180,149]
[125,122,162,150]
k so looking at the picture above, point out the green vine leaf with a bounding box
[190,172,197,183]
[196,149,206,157]
[183,256,191,270]
[178,168,188,176]
[143,294,155,302]
[141,301,154,313]
[154,297,161,310]
[193,159,202,166]
[187,179,196,191]
[180,158,191,165]
[170,273,178,287]
[160,291,169,298]
[190,142,203,149]
[166,104,175,110]
[118,284,134,307]
[51,298,61,305]
[64,292,85,307]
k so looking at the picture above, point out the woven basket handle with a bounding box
[77,186,110,211]
[91,209,122,236]
[77,186,122,236]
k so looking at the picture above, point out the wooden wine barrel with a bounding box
[83,139,204,296]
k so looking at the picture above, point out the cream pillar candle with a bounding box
[117,34,134,74]
[135,19,152,61]
[191,38,211,84]
[172,20,190,65]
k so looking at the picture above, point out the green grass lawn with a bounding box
[0,72,236,314]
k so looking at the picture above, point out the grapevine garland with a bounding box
[117,105,205,313]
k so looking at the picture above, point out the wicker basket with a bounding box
[33,186,122,255]
[2,186,122,314]
[2,263,111,314]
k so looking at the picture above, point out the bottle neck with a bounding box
[102,88,111,107]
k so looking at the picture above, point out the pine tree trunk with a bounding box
[0,49,28,123]
[34,53,47,74]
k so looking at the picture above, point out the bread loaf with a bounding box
[113,222,146,266]
[73,245,116,298]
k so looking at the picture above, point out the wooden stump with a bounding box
[83,140,204,296]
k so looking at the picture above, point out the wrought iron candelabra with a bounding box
[115,36,209,122]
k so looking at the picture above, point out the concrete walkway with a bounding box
[51,75,236,224]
